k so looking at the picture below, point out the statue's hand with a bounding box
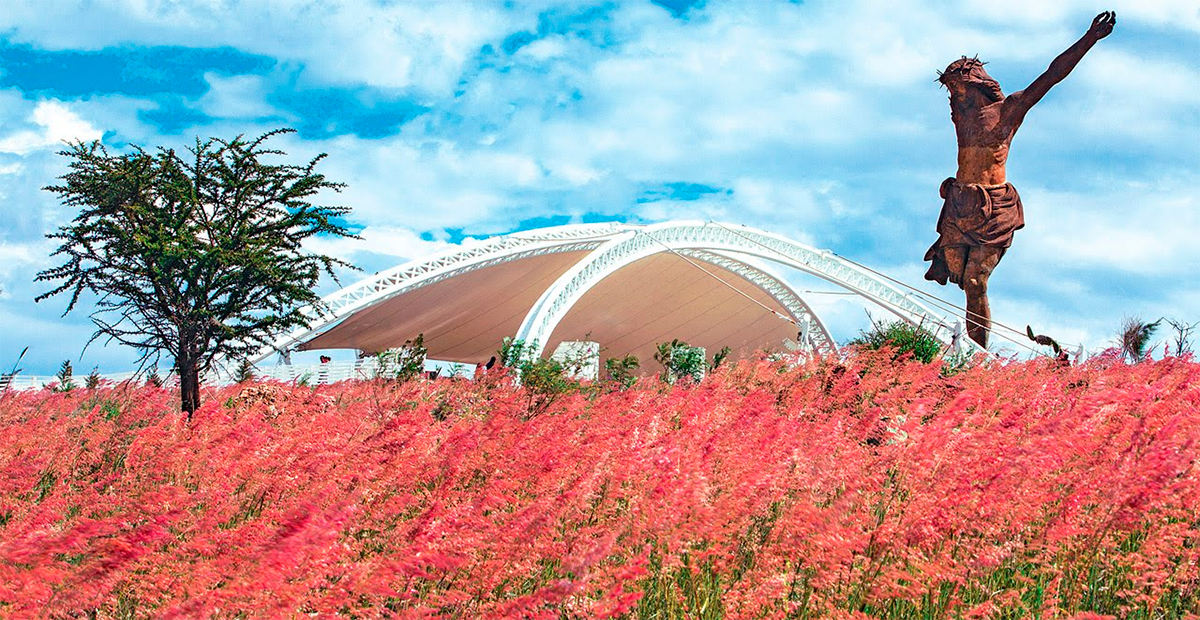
[1089,11,1116,40]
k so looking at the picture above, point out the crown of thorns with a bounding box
[936,55,1003,101]
[935,55,987,84]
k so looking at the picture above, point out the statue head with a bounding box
[937,56,1003,103]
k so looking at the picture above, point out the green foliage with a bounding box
[605,354,640,389]
[84,367,102,389]
[655,339,706,384]
[709,346,732,372]
[498,336,534,369]
[100,400,122,421]
[374,334,428,382]
[53,359,76,393]
[1119,316,1161,362]
[234,359,255,384]
[499,337,582,417]
[35,129,358,416]
[847,319,942,364]
[145,370,163,388]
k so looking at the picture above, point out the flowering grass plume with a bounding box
[1,351,1197,618]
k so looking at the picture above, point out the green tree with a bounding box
[1117,316,1161,362]
[374,334,428,382]
[36,129,358,419]
[654,339,706,385]
[605,354,640,388]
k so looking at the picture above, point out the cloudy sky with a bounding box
[1,0,1197,375]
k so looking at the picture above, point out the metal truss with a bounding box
[678,249,837,355]
[247,220,979,366]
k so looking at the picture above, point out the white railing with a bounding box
[0,359,474,392]
[2,371,162,392]
[253,359,379,384]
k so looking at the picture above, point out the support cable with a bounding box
[710,223,1053,358]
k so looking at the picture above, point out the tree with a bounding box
[1164,318,1196,357]
[654,339,705,385]
[1117,316,1160,363]
[373,334,428,382]
[36,129,358,419]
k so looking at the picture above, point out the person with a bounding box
[924,11,1116,347]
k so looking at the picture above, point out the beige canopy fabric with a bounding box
[300,249,795,370]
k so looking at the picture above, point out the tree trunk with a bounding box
[178,339,201,422]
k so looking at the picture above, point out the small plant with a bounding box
[1,347,28,394]
[709,346,732,372]
[1118,316,1161,362]
[374,334,427,382]
[146,369,163,388]
[1165,318,1197,357]
[53,360,76,393]
[499,336,534,369]
[847,318,942,363]
[605,354,640,388]
[499,337,581,417]
[654,339,705,384]
[234,359,256,383]
[84,367,102,389]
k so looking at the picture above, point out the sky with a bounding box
[1,0,1197,376]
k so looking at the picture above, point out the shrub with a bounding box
[52,360,75,393]
[605,354,640,388]
[373,333,427,382]
[499,337,584,416]
[654,338,706,384]
[84,367,101,389]
[847,318,943,363]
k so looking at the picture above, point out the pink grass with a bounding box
[1,352,1197,618]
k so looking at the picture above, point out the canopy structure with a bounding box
[250,221,975,369]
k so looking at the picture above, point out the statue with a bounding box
[924,11,1116,348]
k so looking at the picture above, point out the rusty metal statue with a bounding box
[924,11,1116,348]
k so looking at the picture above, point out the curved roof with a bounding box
[251,221,977,368]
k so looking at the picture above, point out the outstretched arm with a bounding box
[1005,11,1116,124]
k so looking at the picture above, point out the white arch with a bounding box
[247,220,978,366]
[247,224,620,364]
[514,221,978,358]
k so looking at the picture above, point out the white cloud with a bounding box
[196,73,281,120]
[0,0,540,96]
[305,225,451,267]
[0,0,1196,371]
[0,100,102,155]
[960,0,1200,33]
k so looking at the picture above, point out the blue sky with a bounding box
[1,0,1197,375]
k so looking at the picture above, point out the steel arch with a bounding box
[248,220,978,366]
[514,221,978,358]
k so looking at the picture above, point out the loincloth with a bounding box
[923,177,1024,286]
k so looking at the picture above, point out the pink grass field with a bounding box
[1,352,1198,619]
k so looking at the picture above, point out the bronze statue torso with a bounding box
[952,96,1018,186]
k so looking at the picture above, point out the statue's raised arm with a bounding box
[1005,11,1116,126]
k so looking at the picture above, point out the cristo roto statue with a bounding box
[924,11,1116,348]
